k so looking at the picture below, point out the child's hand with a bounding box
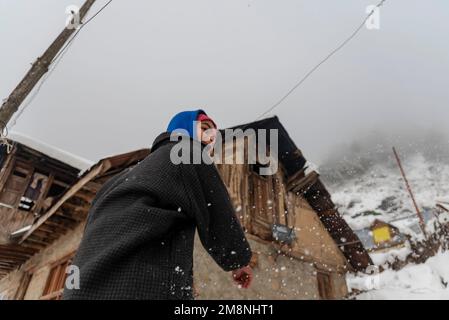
[231,265,253,289]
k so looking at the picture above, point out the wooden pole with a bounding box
[0,0,97,130]
[392,147,427,237]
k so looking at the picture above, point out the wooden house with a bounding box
[0,132,93,248]
[0,117,372,300]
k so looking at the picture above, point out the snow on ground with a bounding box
[321,146,449,299]
[369,245,411,267]
[348,250,449,300]
[325,153,449,232]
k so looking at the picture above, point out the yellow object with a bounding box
[373,226,391,243]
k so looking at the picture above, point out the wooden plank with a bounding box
[12,161,35,209]
[71,191,94,204]
[49,214,78,226]
[0,254,33,262]
[287,171,319,193]
[19,162,105,244]
[0,261,21,268]
[0,244,37,255]
[0,263,18,268]
[0,259,25,265]
[61,200,90,212]
[20,241,46,251]
[0,255,27,262]
[32,174,54,217]
[0,251,33,259]
[29,229,59,241]
[83,181,102,193]
[43,219,72,230]
[26,236,51,246]
[56,208,87,222]
[0,257,28,265]
[286,166,306,188]
[37,223,65,235]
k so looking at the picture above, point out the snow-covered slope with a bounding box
[320,132,449,299]
[319,131,449,234]
[326,153,449,231]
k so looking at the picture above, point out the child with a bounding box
[63,109,253,300]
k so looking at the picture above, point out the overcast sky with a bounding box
[1,0,448,165]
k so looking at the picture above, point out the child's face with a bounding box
[196,120,217,149]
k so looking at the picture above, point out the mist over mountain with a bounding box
[319,129,449,187]
[318,129,449,231]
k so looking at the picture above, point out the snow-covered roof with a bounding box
[8,131,94,172]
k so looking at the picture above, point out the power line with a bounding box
[254,0,387,121]
[8,0,113,130]
[52,0,113,63]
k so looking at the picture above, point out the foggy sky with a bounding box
[1,0,448,165]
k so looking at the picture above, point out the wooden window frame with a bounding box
[18,170,54,216]
[316,270,333,300]
[40,252,75,300]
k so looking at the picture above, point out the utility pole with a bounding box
[392,147,427,237]
[0,0,97,131]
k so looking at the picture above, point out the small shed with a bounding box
[355,219,407,252]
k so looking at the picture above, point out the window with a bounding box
[316,271,333,300]
[46,180,67,199]
[12,169,27,179]
[19,172,49,212]
[41,254,74,300]
[36,179,67,214]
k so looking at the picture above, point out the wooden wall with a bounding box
[216,137,349,273]
[0,146,79,245]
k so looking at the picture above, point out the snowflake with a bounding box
[175,266,183,272]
